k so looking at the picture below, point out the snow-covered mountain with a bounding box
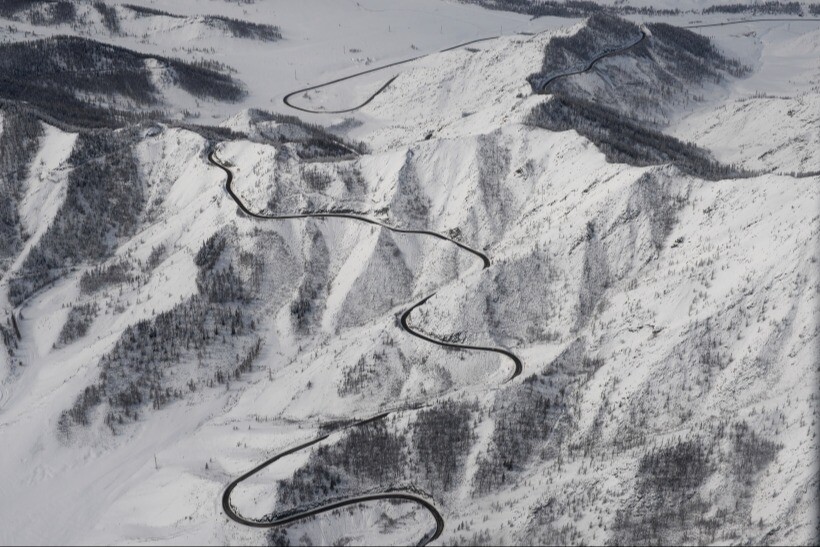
[0,1,817,545]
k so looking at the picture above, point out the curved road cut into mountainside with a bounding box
[210,150,516,544]
[538,30,647,91]
[215,16,819,544]
[220,411,445,544]
[283,16,820,114]
[282,36,499,114]
[213,28,664,546]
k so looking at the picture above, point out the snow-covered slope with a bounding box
[0,3,817,546]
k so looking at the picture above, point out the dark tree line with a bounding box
[0,106,43,265]
[194,232,227,271]
[525,14,753,182]
[32,0,73,25]
[204,15,282,42]
[123,3,281,41]
[57,302,99,346]
[1,316,19,356]
[194,231,246,305]
[57,295,250,432]
[459,1,679,19]
[0,1,45,19]
[612,438,714,545]
[290,228,330,335]
[271,398,477,519]
[145,244,166,271]
[411,400,476,491]
[638,439,711,490]
[614,422,781,545]
[80,260,134,294]
[0,35,156,104]
[526,93,746,180]
[531,15,748,95]
[529,12,750,135]
[630,172,687,254]
[472,381,563,494]
[0,35,244,127]
[469,0,605,18]
[171,122,247,143]
[529,12,642,90]
[703,2,802,15]
[731,421,781,481]
[122,4,182,18]
[92,1,120,34]
[0,0,75,25]
[198,262,245,304]
[645,22,749,80]
[301,167,333,192]
[58,230,260,434]
[475,341,603,493]
[249,109,369,156]
[338,354,383,397]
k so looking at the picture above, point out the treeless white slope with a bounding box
[672,23,820,173]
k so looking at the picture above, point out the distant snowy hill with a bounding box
[0,1,817,546]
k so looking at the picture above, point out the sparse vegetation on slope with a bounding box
[58,230,261,435]
[9,128,143,304]
[248,109,369,157]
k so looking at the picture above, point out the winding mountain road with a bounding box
[282,16,820,112]
[220,412,445,544]
[212,24,654,546]
[282,36,499,114]
[538,30,647,92]
[210,152,489,269]
[400,294,522,379]
[210,150,510,544]
[214,15,819,545]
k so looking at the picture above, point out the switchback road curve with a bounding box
[214,15,818,544]
[220,412,445,544]
[282,36,499,114]
[213,25,650,546]
[209,150,516,544]
[210,152,490,269]
[283,17,819,113]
